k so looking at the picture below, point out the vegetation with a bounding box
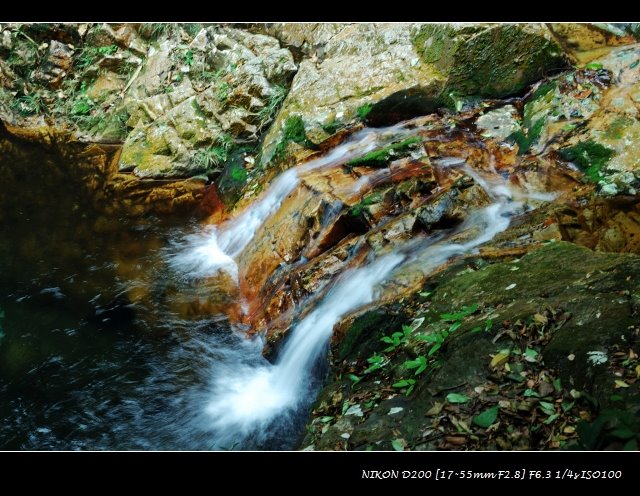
[356,102,373,121]
[273,115,316,161]
[558,140,615,182]
[345,136,421,168]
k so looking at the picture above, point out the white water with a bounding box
[200,156,555,448]
[166,130,558,448]
[169,123,419,281]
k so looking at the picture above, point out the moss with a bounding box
[349,192,382,217]
[507,118,545,156]
[558,140,615,182]
[273,115,315,161]
[356,102,373,121]
[346,136,421,168]
[604,116,634,140]
[412,24,566,98]
[320,119,345,135]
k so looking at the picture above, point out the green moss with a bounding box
[349,192,382,217]
[356,103,373,121]
[558,140,615,182]
[273,115,315,161]
[230,165,248,183]
[346,136,421,168]
[321,119,345,135]
[604,116,634,140]
[412,24,565,98]
[508,118,545,156]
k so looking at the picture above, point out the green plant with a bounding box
[404,356,428,376]
[10,94,47,115]
[345,136,421,168]
[380,325,412,352]
[364,353,386,374]
[216,82,230,102]
[97,45,118,56]
[257,84,287,130]
[576,408,640,450]
[230,165,248,183]
[558,140,615,183]
[393,378,416,396]
[192,146,228,170]
[356,102,373,121]
[273,115,315,161]
[179,48,194,66]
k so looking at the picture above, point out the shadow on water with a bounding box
[0,133,287,450]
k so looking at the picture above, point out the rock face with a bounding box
[259,23,568,167]
[120,26,296,178]
[302,242,640,451]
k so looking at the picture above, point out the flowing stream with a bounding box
[0,123,554,450]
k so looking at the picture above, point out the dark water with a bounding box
[0,177,271,450]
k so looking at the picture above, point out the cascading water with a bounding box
[168,123,420,282]
[167,138,557,449]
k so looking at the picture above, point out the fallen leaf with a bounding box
[473,406,499,428]
[636,365,640,378]
[563,426,576,434]
[446,393,471,404]
[505,283,517,290]
[538,381,555,398]
[425,402,443,416]
[491,351,510,368]
[391,438,406,451]
[533,313,548,325]
[615,379,630,388]
[444,436,466,446]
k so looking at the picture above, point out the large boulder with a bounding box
[119,26,296,178]
[260,23,567,166]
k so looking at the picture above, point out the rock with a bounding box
[547,23,638,65]
[475,105,520,140]
[120,26,296,178]
[262,23,568,168]
[412,23,567,98]
[305,242,640,450]
[32,40,74,88]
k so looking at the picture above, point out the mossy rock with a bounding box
[412,23,567,98]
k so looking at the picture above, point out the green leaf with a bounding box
[405,356,427,376]
[320,416,334,423]
[484,319,493,332]
[473,406,499,428]
[561,400,575,413]
[543,413,560,424]
[585,62,603,70]
[364,363,381,374]
[341,400,350,415]
[391,439,405,451]
[347,374,361,385]
[553,378,562,392]
[448,321,462,333]
[539,401,556,416]
[446,393,471,404]
[523,388,540,398]
[428,342,442,356]
[418,291,432,298]
[381,336,394,344]
[523,347,539,362]
[623,438,639,451]
[393,379,416,388]
[611,427,636,440]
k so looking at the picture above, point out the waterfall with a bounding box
[168,123,418,281]
[169,128,555,449]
